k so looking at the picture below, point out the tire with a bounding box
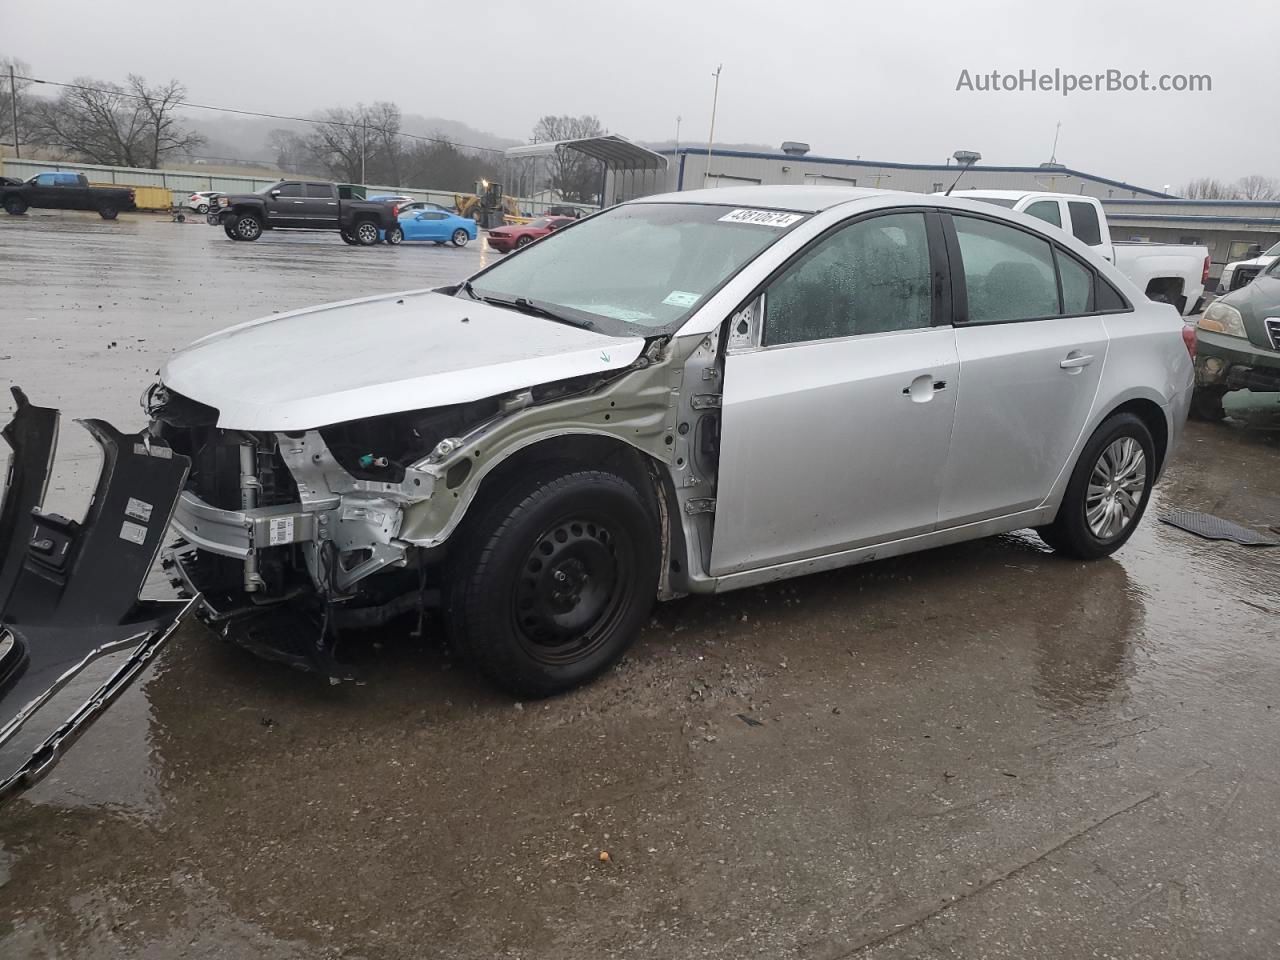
[386,226,403,246]
[223,222,241,241]
[3,195,28,215]
[340,228,358,245]
[196,203,209,215]
[234,213,263,241]
[97,203,119,220]
[451,228,470,247]
[515,235,534,249]
[1036,413,1155,560]
[449,468,661,698]
[353,220,380,246]
[1190,387,1227,422]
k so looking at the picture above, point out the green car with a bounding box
[1193,257,1280,420]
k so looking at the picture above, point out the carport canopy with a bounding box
[504,135,668,205]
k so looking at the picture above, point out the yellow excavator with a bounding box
[454,180,524,229]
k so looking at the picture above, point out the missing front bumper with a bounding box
[0,388,194,804]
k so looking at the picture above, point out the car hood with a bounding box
[1221,273,1280,316]
[160,289,646,431]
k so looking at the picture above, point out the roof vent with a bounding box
[780,141,810,157]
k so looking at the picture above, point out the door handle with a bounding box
[1059,352,1095,370]
[902,375,946,402]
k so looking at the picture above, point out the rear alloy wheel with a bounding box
[450,469,660,698]
[97,203,119,220]
[354,220,380,246]
[386,226,403,245]
[515,235,534,249]
[196,203,209,214]
[234,213,263,241]
[451,228,470,247]
[4,195,28,215]
[1037,412,1154,560]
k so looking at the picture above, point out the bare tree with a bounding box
[403,135,499,192]
[531,114,605,202]
[30,74,203,168]
[0,56,34,150]
[1235,174,1280,201]
[1182,177,1238,200]
[128,75,204,167]
[305,102,402,185]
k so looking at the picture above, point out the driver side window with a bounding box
[275,182,304,198]
[763,212,934,346]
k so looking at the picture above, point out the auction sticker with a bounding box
[662,290,701,308]
[719,209,803,228]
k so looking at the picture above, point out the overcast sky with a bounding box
[6,0,1274,190]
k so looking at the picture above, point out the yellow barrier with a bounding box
[90,183,172,211]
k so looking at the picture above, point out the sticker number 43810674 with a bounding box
[718,208,803,228]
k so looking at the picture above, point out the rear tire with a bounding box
[97,203,119,220]
[196,203,209,214]
[340,228,358,245]
[451,228,470,247]
[1037,413,1155,560]
[223,222,240,241]
[3,195,28,215]
[1190,387,1227,422]
[449,468,660,698]
[354,220,380,246]
[234,213,263,241]
[386,226,403,245]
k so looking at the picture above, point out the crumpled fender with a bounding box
[0,388,195,804]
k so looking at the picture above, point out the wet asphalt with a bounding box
[1,211,1279,959]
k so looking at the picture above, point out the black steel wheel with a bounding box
[97,203,119,220]
[450,468,660,698]
[1190,386,1227,422]
[3,195,28,215]
[223,222,240,240]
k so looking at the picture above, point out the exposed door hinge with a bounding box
[690,394,722,410]
[684,498,717,515]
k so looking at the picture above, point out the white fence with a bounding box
[0,157,597,217]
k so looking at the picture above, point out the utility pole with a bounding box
[360,115,367,184]
[8,65,19,159]
[702,65,721,188]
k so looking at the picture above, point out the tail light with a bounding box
[392,204,399,217]
[1181,322,1197,360]
[1202,255,1210,286]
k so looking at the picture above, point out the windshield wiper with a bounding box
[460,279,481,301]
[474,293,594,330]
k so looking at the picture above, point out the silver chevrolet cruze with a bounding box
[128,186,1194,696]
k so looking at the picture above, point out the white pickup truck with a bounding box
[948,190,1210,316]
[1219,241,1280,294]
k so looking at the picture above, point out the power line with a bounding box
[13,73,508,156]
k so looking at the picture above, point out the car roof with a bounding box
[948,189,1096,202]
[638,184,895,213]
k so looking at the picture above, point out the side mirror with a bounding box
[270,190,281,198]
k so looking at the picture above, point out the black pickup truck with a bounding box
[210,180,398,245]
[1,172,137,219]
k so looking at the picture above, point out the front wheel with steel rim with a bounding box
[1037,412,1155,560]
[450,468,660,698]
[354,220,380,246]
[451,228,470,247]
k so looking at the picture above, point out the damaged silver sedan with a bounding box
[1,186,1195,795]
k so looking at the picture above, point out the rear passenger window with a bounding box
[1058,252,1093,314]
[953,216,1060,323]
[1025,201,1061,228]
[305,183,333,198]
[764,212,933,345]
[1068,202,1103,247]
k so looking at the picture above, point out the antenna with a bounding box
[1048,121,1061,164]
[944,150,981,196]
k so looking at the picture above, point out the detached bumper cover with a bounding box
[0,388,194,804]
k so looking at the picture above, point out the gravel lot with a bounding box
[2,210,1280,960]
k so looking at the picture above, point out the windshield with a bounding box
[1266,256,1280,278]
[1266,242,1280,258]
[467,202,808,334]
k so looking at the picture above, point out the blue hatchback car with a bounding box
[385,209,478,247]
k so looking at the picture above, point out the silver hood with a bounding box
[160,289,647,430]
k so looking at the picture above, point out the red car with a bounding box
[486,216,575,253]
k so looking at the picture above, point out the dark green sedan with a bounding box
[1193,257,1280,420]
